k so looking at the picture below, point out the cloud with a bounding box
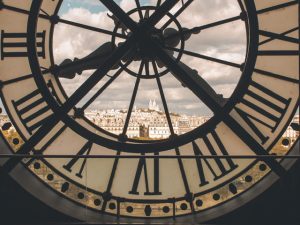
[53,0,246,115]
[53,7,115,63]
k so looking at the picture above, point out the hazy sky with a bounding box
[55,0,247,116]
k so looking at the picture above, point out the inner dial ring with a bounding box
[111,6,185,79]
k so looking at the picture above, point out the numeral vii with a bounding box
[1,30,46,60]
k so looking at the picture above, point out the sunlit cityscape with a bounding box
[1,101,298,140]
[86,99,211,138]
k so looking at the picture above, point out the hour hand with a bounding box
[56,42,116,79]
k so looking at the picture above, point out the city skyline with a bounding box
[85,99,211,139]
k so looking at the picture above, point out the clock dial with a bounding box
[0,0,299,222]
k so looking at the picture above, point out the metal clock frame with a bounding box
[0,0,299,223]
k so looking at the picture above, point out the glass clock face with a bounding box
[0,0,299,222]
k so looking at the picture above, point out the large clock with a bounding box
[0,0,299,223]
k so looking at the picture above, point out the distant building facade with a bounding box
[148,99,160,112]
[85,100,211,139]
[283,114,299,142]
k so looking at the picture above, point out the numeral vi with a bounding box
[129,153,161,195]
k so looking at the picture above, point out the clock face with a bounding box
[0,0,299,222]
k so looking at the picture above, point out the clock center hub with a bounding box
[111,6,186,79]
[134,27,164,60]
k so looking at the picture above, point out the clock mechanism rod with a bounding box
[0,154,299,159]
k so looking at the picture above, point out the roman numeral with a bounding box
[1,30,46,60]
[12,81,55,135]
[63,141,93,178]
[129,153,161,195]
[259,28,299,45]
[1,68,51,86]
[257,1,299,15]
[234,80,291,144]
[193,131,238,187]
[258,50,299,56]
[101,151,120,211]
[24,125,67,166]
[174,148,195,212]
[256,1,299,56]
[253,68,299,84]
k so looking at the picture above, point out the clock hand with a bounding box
[107,13,129,36]
[176,60,227,106]
[114,28,224,107]
[156,54,226,106]
[120,27,189,62]
[100,0,179,33]
[153,27,226,105]
[57,42,117,79]
[57,1,179,79]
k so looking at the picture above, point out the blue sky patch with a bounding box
[59,0,153,14]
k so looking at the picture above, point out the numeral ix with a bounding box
[1,30,46,60]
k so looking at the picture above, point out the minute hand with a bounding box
[57,42,116,79]
[170,57,226,106]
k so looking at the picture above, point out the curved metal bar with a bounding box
[0,154,300,159]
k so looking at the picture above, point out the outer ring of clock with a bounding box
[0,0,299,223]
